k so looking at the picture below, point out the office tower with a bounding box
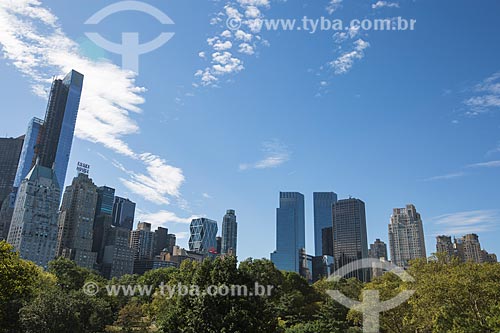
[101,226,134,279]
[166,234,176,254]
[7,165,61,269]
[454,233,483,263]
[13,118,44,188]
[369,239,388,260]
[436,235,454,259]
[0,194,17,240]
[221,209,237,256]
[0,136,24,204]
[56,173,98,269]
[154,226,169,256]
[321,227,334,257]
[130,222,155,260]
[388,204,427,268]
[271,192,305,273]
[216,236,222,255]
[92,186,115,267]
[112,196,136,230]
[188,218,218,256]
[313,192,338,256]
[35,70,84,192]
[95,186,115,217]
[332,198,369,282]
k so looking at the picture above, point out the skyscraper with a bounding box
[332,198,369,282]
[56,172,98,269]
[112,196,136,230]
[221,209,237,256]
[92,186,115,267]
[436,235,454,259]
[101,226,134,279]
[271,192,305,273]
[388,204,427,268]
[95,186,115,217]
[0,136,24,204]
[369,239,388,260]
[130,222,155,260]
[154,226,169,256]
[35,70,84,192]
[321,227,334,256]
[7,165,61,269]
[166,234,176,254]
[13,118,43,189]
[188,218,218,256]
[313,192,338,256]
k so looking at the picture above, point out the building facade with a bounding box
[271,192,305,273]
[13,118,43,189]
[112,196,136,230]
[221,209,237,256]
[56,173,98,269]
[313,192,338,256]
[332,198,369,282]
[7,165,61,269]
[130,222,156,260]
[388,204,427,268]
[369,239,388,260]
[436,235,454,259]
[0,136,24,204]
[188,218,218,256]
[101,226,134,279]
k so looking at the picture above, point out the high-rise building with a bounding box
[188,218,218,256]
[56,173,98,269]
[7,165,61,269]
[332,198,369,282]
[455,233,482,263]
[154,226,169,256]
[221,209,237,256]
[112,196,136,230]
[313,192,338,256]
[0,136,24,204]
[166,234,176,254]
[216,236,222,255]
[13,118,43,189]
[95,186,115,217]
[436,235,454,259]
[101,226,134,279]
[369,239,388,260]
[92,186,115,268]
[35,70,84,192]
[388,204,427,268]
[321,227,334,257]
[271,192,305,273]
[130,222,155,260]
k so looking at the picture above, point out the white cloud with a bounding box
[240,139,291,170]
[213,40,233,51]
[466,160,500,168]
[327,0,343,14]
[329,39,370,74]
[431,210,499,236]
[372,1,400,9]
[202,193,212,199]
[238,43,255,55]
[464,72,500,115]
[422,172,466,182]
[0,1,185,204]
[136,209,200,230]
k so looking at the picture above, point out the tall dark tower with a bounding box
[33,70,84,191]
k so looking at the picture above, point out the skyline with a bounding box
[1,0,500,262]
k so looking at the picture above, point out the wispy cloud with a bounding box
[329,39,370,75]
[464,72,500,116]
[195,0,271,86]
[422,171,466,182]
[431,210,500,236]
[239,139,291,170]
[136,209,200,230]
[372,1,400,9]
[0,0,185,205]
[466,160,500,168]
[326,0,343,14]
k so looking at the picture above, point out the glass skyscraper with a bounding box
[271,192,305,273]
[13,117,44,188]
[35,70,84,192]
[188,218,218,256]
[0,136,24,204]
[221,209,237,256]
[332,198,369,282]
[96,186,115,217]
[313,192,338,256]
[112,196,136,230]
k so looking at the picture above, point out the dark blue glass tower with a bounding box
[96,186,115,217]
[271,192,305,273]
[13,117,44,188]
[112,196,136,230]
[313,192,338,256]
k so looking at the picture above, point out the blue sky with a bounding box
[1,0,500,262]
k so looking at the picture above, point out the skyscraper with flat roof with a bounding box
[313,192,337,256]
[332,198,369,282]
[188,218,218,256]
[221,209,237,256]
[388,204,427,268]
[13,118,43,188]
[271,192,305,273]
[112,196,136,230]
[369,239,388,260]
[0,136,24,204]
